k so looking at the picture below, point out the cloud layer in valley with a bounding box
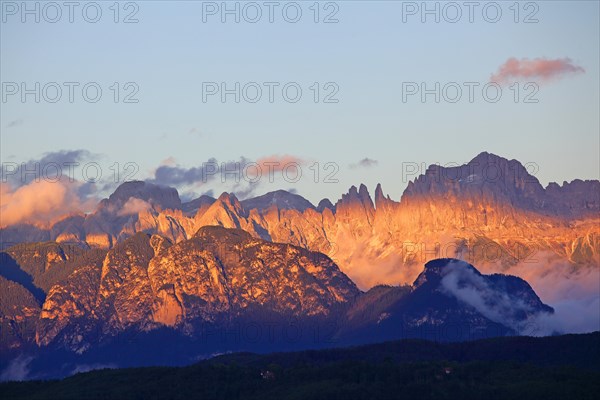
[0,355,34,382]
[442,257,600,336]
[440,261,549,333]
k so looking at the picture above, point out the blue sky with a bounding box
[1,0,598,204]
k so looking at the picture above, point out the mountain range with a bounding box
[1,243,553,379]
[1,152,598,290]
[0,152,598,379]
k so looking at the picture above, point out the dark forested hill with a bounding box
[1,332,598,400]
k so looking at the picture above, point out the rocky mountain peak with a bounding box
[401,152,547,210]
[347,185,359,198]
[338,184,375,210]
[374,183,384,201]
[100,181,182,212]
[406,258,554,336]
[317,198,335,213]
[358,183,370,198]
[192,225,253,243]
[469,151,501,165]
[413,258,479,289]
[374,183,394,209]
[181,195,216,216]
[217,192,241,207]
[240,190,315,213]
[544,179,600,217]
[214,192,247,216]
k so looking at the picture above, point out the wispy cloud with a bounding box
[117,198,153,216]
[0,355,34,381]
[483,254,600,335]
[159,156,177,167]
[69,363,117,375]
[149,155,305,187]
[441,257,600,336]
[491,57,585,85]
[188,127,204,136]
[5,118,23,128]
[148,155,305,200]
[232,181,261,200]
[256,154,305,172]
[440,261,544,333]
[150,157,239,186]
[0,149,95,188]
[350,158,378,169]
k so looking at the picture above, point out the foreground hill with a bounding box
[1,332,598,400]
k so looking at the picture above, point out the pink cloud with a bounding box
[256,155,305,173]
[223,155,306,183]
[160,157,177,167]
[0,181,97,228]
[118,198,153,216]
[491,57,585,84]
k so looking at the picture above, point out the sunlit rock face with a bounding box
[2,153,599,290]
[2,250,554,355]
[31,227,359,350]
[240,153,597,288]
[0,276,41,349]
